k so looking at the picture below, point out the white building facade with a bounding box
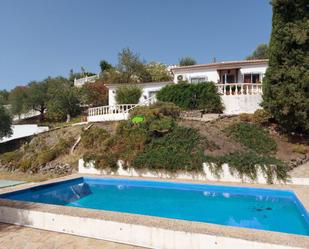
[171,59,267,85]
[88,59,268,122]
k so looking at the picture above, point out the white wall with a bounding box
[172,64,268,84]
[107,82,171,106]
[173,68,219,83]
[88,113,129,122]
[0,125,49,143]
[222,94,263,114]
[0,206,298,249]
[79,159,284,185]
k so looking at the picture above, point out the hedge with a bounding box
[156,82,223,113]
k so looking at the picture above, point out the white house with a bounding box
[170,59,267,84]
[106,81,172,106]
[74,75,99,88]
[87,59,268,122]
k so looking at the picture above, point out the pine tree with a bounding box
[262,0,309,133]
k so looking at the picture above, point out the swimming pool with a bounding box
[0,177,308,236]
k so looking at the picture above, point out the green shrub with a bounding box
[156,82,223,113]
[239,113,253,123]
[130,102,181,120]
[252,109,271,125]
[226,122,277,154]
[84,152,118,171]
[0,151,23,165]
[132,126,205,172]
[81,127,110,148]
[113,125,149,163]
[148,116,174,134]
[292,144,309,154]
[115,85,142,104]
[18,158,32,172]
[35,138,73,166]
[36,148,58,165]
[205,152,288,184]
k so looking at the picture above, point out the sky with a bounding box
[0,0,272,90]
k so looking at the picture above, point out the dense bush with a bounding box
[239,113,253,123]
[238,109,272,125]
[156,82,223,113]
[252,109,272,125]
[205,152,288,184]
[292,144,309,154]
[81,127,110,148]
[84,152,118,171]
[130,102,181,120]
[132,126,205,172]
[35,138,74,167]
[79,80,108,107]
[226,122,277,154]
[0,151,23,166]
[115,85,142,104]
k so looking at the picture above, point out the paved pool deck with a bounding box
[0,174,308,249]
[290,161,309,178]
[0,223,144,249]
[0,180,25,188]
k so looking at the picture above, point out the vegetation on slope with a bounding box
[80,103,289,183]
[225,122,277,154]
[0,125,82,174]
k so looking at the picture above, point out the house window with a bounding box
[244,73,260,83]
[190,77,207,84]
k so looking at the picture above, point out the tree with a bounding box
[79,79,108,107]
[0,90,9,105]
[179,57,197,66]
[9,86,29,118]
[116,48,151,83]
[99,60,113,73]
[262,0,309,133]
[115,85,142,104]
[246,44,269,60]
[25,80,50,121]
[145,62,172,82]
[0,105,12,139]
[46,77,81,122]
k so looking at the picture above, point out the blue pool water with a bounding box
[1,177,309,236]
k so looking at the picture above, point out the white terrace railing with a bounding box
[87,95,157,122]
[88,104,136,117]
[216,83,263,96]
[74,75,100,87]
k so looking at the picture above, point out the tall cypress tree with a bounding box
[263,0,309,133]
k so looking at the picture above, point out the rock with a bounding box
[202,114,220,122]
[39,161,72,175]
[180,110,203,119]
